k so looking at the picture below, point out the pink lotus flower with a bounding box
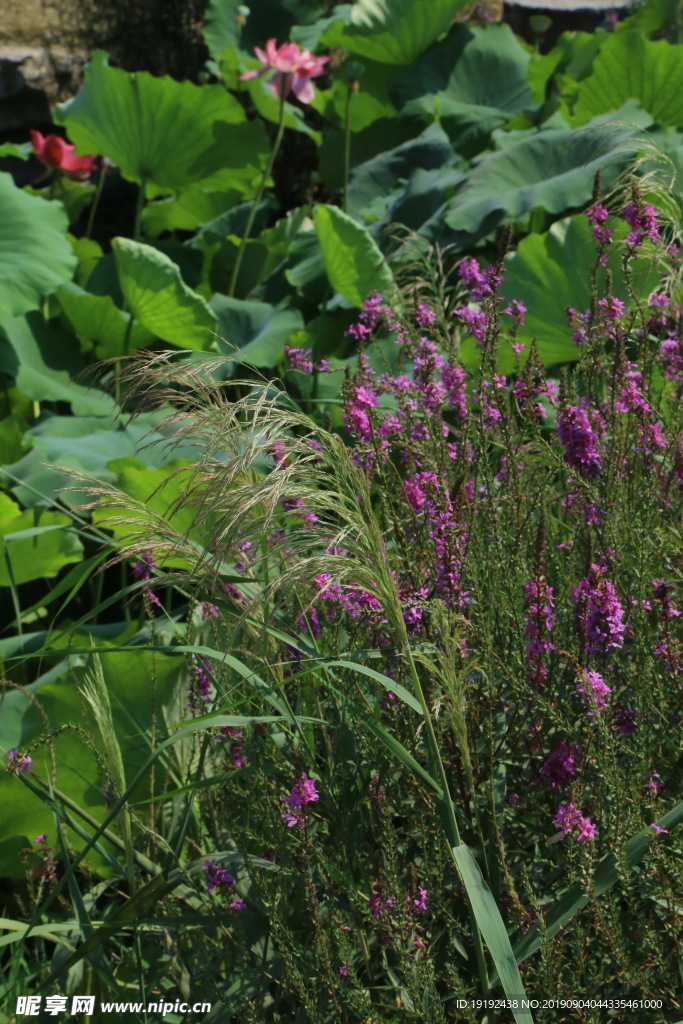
[30,130,97,181]
[239,39,328,104]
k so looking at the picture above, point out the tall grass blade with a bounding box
[452,844,534,1024]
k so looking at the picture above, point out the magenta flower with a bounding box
[650,823,669,835]
[6,749,36,775]
[624,201,659,247]
[553,803,596,842]
[202,859,234,893]
[282,772,319,827]
[412,887,429,913]
[30,130,97,181]
[540,741,582,789]
[572,562,626,657]
[524,573,556,687]
[239,39,329,104]
[132,550,157,581]
[586,203,614,246]
[576,669,612,715]
[557,404,603,478]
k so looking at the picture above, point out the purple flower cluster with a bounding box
[457,256,503,302]
[660,333,683,381]
[345,291,407,344]
[132,550,162,608]
[415,303,437,327]
[624,201,659,248]
[524,574,556,688]
[553,802,596,841]
[314,574,385,637]
[6,749,35,775]
[188,656,213,710]
[572,563,627,657]
[282,773,319,827]
[576,669,612,715]
[540,741,582,789]
[202,860,246,909]
[132,549,156,581]
[586,203,614,249]
[367,879,429,950]
[557,404,604,478]
[343,383,378,443]
[652,579,682,675]
[651,579,680,622]
[285,345,329,374]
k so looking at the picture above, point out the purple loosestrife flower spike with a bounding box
[202,860,239,896]
[572,563,626,657]
[540,741,582,789]
[557,405,603,478]
[576,669,612,715]
[282,773,319,827]
[553,803,596,841]
[624,201,659,247]
[524,573,556,688]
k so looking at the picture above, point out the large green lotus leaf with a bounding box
[192,198,276,248]
[69,235,104,288]
[332,0,472,65]
[444,106,653,244]
[314,204,399,307]
[57,283,153,359]
[211,295,304,366]
[0,492,83,586]
[113,238,217,350]
[0,312,116,416]
[284,229,330,304]
[55,51,255,192]
[572,31,683,127]
[312,56,397,132]
[202,0,244,62]
[347,122,458,222]
[488,214,663,370]
[527,31,603,105]
[0,413,27,466]
[0,633,184,877]
[92,458,202,559]
[615,0,679,36]
[377,164,466,239]
[7,414,203,510]
[196,207,312,302]
[142,185,242,237]
[391,24,531,126]
[0,173,76,316]
[25,178,96,228]
[203,0,321,64]
[319,116,420,191]
[0,141,31,159]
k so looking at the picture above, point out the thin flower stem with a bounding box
[343,85,353,215]
[133,177,146,243]
[85,166,106,240]
[229,92,286,298]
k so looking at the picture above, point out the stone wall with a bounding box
[0,0,84,135]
